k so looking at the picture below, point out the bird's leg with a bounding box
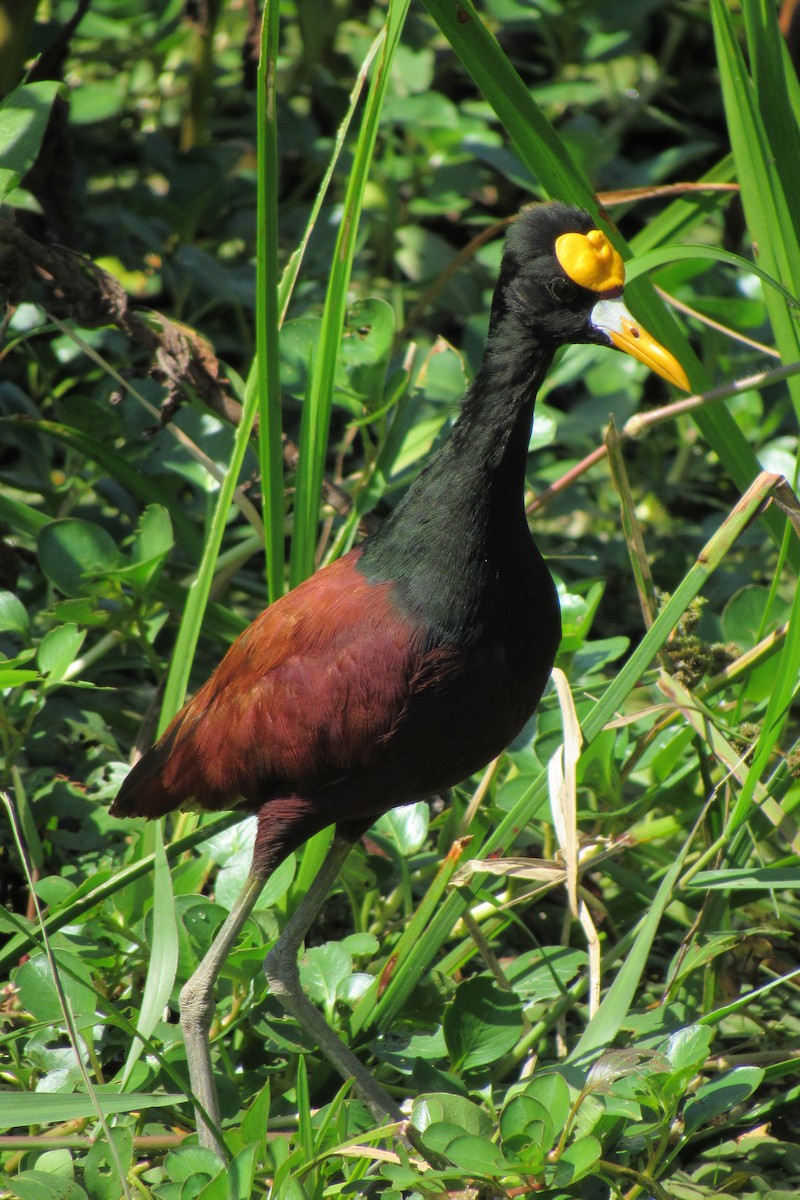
[264,834,406,1125]
[180,870,267,1158]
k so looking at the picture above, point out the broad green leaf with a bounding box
[24,1148,73,1177]
[208,816,295,912]
[504,946,586,1001]
[196,1173,230,1200]
[299,942,353,1014]
[549,1135,602,1187]
[37,519,123,598]
[0,1170,87,1200]
[0,81,64,203]
[372,802,430,853]
[341,931,380,957]
[683,1066,765,1136]
[125,503,174,592]
[83,1128,133,1200]
[0,589,29,634]
[0,667,39,687]
[412,1091,492,1136]
[658,1024,716,1109]
[663,1024,714,1075]
[444,976,523,1074]
[517,1072,571,1133]
[14,950,96,1032]
[162,1145,227,1198]
[722,585,789,648]
[500,1094,555,1162]
[70,79,126,124]
[339,296,395,412]
[37,624,86,681]
[429,1131,508,1174]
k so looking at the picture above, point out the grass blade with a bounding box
[158,375,261,731]
[711,0,800,427]
[119,824,178,1088]
[289,1,410,587]
[255,0,285,603]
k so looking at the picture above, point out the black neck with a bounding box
[358,330,554,640]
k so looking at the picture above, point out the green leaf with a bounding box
[0,1170,87,1200]
[443,976,523,1074]
[14,950,96,1032]
[205,817,296,912]
[121,825,178,1087]
[429,1131,509,1174]
[240,1081,270,1156]
[83,1129,133,1200]
[0,81,64,204]
[37,624,86,681]
[70,79,126,124]
[683,1066,765,1136]
[37,519,124,598]
[549,1136,602,1187]
[299,942,353,1014]
[341,931,380,957]
[0,589,30,634]
[162,1146,227,1199]
[0,1092,183,1131]
[499,1094,554,1164]
[339,296,395,412]
[517,1072,571,1133]
[504,946,585,1001]
[689,867,800,890]
[628,242,800,311]
[412,1091,492,1136]
[722,585,790,647]
[0,660,34,692]
[662,1024,714,1076]
[123,504,174,592]
[372,802,430,853]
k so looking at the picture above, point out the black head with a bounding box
[489,203,618,346]
[488,202,689,389]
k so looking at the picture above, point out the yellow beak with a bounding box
[591,297,690,392]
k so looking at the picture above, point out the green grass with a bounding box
[0,2,799,1198]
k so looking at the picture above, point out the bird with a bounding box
[111,202,689,1156]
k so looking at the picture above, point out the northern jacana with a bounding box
[111,202,688,1155]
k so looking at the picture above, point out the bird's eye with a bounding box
[549,276,578,304]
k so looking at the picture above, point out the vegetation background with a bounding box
[0,1,799,1197]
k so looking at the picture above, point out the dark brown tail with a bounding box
[110,726,185,819]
